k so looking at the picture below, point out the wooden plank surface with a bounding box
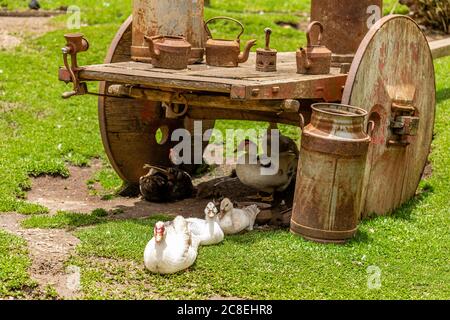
[79,52,347,100]
[429,38,450,60]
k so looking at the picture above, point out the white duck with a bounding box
[186,202,224,246]
[143,216,199,274]
[235,137,298,202]
[218,198,260,235]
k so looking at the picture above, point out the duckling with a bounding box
[218,198,260,234]
[139,165,194,203]
[186,202,224,246]
[144,216,199,274]
[235,136,298,203]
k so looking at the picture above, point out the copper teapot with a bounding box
[296,21,332,75]
[144,35,191,70]
[204,16,256,67]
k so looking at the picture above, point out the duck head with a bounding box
[153,221,166,243]
[220,198,234,217]
[204,202,219,220]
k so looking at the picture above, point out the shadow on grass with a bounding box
[363,183,434,225]
[436,87,450,104]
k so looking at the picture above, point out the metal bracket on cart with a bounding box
[388,100,420,146]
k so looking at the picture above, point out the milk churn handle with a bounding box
[306,21,324,47]
[204,16,245,41]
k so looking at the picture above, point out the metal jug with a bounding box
[291,103,371,243]
[145,35,191,70]
[296,21,332,75]
[204,16,256,67]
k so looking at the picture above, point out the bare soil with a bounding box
[0,16,56,50]
[27,159,221,219]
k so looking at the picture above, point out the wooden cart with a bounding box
[59,14,449,218]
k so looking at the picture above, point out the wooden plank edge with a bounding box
[429,38,450,60]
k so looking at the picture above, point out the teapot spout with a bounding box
[144,36,160,59]
[238,39,257,63]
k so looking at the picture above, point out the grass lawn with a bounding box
[0,230,36,298]
[0,0,449,299]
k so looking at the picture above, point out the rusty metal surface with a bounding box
[61,33,90,99]
[297,22,332,75]
[205,17,256,67]
[145,35,191,69]
[291,103,370,243]
[256,28,277,72]
[310,0,383,60]
[342,15,436,217]
[131,0,205,63]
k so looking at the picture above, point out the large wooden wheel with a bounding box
[98,16,214,190]
[342,15,436,218]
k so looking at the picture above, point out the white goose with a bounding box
[144,216,199,274]
[186,202,224,246]
[218,198,261,235]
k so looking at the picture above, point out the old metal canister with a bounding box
[256,28,277,72]
[296,22,332,75]
[132,0,205,64]
[291,103,370,243]
[145,35,191,70]
[310,0,383,65]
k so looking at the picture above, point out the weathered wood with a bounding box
[186,108,302,127]
[429,38,450,60]
[342,15,436,217]
[107,84,298,113]
[80,53,347,101]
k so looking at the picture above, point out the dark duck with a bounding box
[139,165,194,203]
[28,0,41,10]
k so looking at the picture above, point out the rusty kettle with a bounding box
[296,21,332,75]
[144,35,192,70]
[204,16,256,67]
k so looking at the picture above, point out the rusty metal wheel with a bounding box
[98,16,214,193]
[342,15,436,218]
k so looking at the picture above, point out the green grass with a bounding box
[69,186,449,299]
[21,208,109,229]
[0,230,36,298]
[0,0,448,299]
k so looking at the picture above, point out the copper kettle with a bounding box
[296,21,332,75]
[145,35,191,70]
[204,16,256,67]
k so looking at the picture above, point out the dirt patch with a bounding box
[0,16,56,50]
[26,160,253,220]
[26,159,292,225]
[0,213,80,299]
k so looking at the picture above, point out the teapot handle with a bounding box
[204,16,245,41]
[306,21,324,47]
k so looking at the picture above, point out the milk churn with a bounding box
[291,103,371,243]
[310,0,383,64]
[131,0,205,64]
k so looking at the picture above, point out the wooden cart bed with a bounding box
[78,53,347,102]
